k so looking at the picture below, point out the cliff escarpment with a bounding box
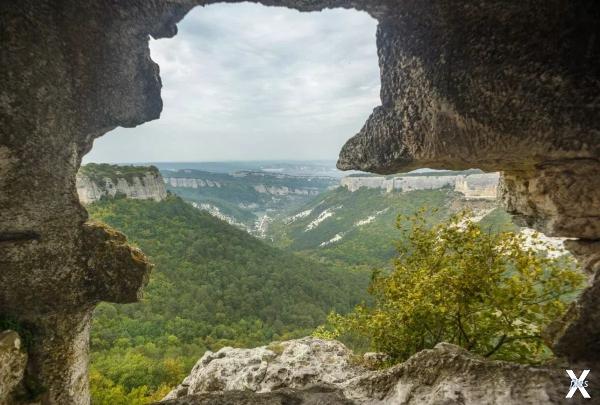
[77,163,167,204]
[341,172,499,199]
[1,0,599,404]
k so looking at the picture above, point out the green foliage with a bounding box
[315,210,585,364]
[89,368,171,405]
[80,163,159,185]
[269,188,490,268]
[88,196,369,402]
[477,208,519,233]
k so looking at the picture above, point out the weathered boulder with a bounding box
[347,343,591,405]
[0,330,27,403]
[160,385,354,405]
[163,337,365,400]
[163,337,592,404]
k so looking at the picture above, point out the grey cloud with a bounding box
[85,3,379,163]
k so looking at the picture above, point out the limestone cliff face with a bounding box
[0,331,27,401]
[341,172,499,199]
[77,165,167,204]
[164,176,321,196]
[164,177,222,189]
[252,184,319,196]
[454,173,499,200]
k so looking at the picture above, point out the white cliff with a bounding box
[164,177,222,188]
[76,165,167,204]
[253,184,319,196]
[341,172,499,199]
[454,173,499,199]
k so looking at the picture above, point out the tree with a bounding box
[87,196,370,401]
[315,209,585,364]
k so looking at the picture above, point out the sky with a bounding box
[84,3,380,163]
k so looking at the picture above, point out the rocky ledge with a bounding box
[76,163,167,204]
[159,337,591,405]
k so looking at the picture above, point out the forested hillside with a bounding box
[162,169,337,233]
[87,196,370,403]
[268,187,517,268]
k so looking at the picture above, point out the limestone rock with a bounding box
[76,165,167,204]
[346,343,588,404]
[340,172,498,199]
[361,352,389,369]
[336,2,600,174]
[81,221,152,304]
[545,240,600,364]
[0,330,27,402]
[500,160,600,240]
[163,337,365,400]
[163,338,591,405]
[159,385,354,405]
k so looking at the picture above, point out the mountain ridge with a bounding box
[77,163,167,204]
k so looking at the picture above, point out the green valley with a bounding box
[268,186,517,268]
[87,196,370,404]
[82,164,545,404]
[161,169,337,234]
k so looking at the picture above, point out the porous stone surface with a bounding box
[160,385,354,405]
[336,2,600,174]
[0,331,27,402]
[164,337,365,399]
[361,352,389,369]
[162,338,593,405]
[500,160,600,240]
[1,0,599,403]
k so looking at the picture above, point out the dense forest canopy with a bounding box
[87,196,369,403]
[268,187,517,268]
[86,172,566,403]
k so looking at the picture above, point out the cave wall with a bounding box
[0,0,598,403]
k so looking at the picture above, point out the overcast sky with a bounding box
[84,3,380,163]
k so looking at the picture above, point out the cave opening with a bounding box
[77,3,587,404]
[2,1,598,404]
[82,3,385,402]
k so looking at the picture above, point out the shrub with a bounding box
[315,210,585,364]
